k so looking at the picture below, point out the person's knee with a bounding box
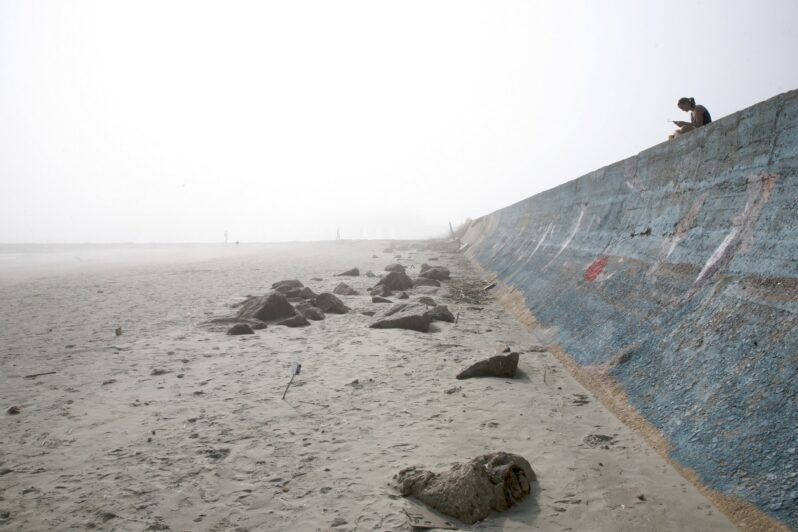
[679,124,696,133]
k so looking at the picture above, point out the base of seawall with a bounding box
[465,252,790,532]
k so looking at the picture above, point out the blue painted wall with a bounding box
[464,90,798,528]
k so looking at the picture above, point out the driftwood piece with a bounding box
[24,371,57,379]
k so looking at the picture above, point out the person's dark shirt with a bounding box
[693,105,711,126]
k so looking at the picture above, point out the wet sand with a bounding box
[0,241,735,531]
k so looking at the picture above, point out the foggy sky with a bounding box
[1,0,797,243]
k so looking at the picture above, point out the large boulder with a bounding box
[235,292,297,322]
[333,282,359,296]
[376,271,413,291]
[372,296,392,303]
[456,352,519,379]
[370,303,431,332]
[413,277,441,288]
[314,293,350,314]
[277,314,310,327]
[424,305,455,323]
[298,287,317,299]
[384,263,406,273]
[271,280,303,290]
[419,267,450,281]
[397,292,409,300]
[394,452,535,524]
[227,323,255,335]
[335,267,359,277]
[420,263,432,273]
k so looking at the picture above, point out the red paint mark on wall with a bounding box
[584,256,609,282]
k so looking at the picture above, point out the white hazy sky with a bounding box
[1,0,797,243]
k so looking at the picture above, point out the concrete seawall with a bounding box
[463,90,797,530]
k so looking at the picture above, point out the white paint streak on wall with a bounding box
[545,207,584,268]
[696,228,740,282]
[529,224,554,258]
[693,173,776,284]
[647,193,707,277]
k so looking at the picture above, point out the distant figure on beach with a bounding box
[670,97,712,139]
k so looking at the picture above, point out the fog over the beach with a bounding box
[1,0,797,243]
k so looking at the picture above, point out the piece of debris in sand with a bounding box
[572,393,590,406]
[333,282,359,296]
[456,352,519,379]
[335,267,359,277]
[24,371,57,379]
[282,360,302,399]
[372,296,392,303]
[394,451,535,524]
[227,323,255,335]
[370,303,431,333]
[7,406,21,415]
[583,434,615,448]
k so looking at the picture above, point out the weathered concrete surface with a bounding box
[463,90,798,530]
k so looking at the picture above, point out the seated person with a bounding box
[671,97,712,138]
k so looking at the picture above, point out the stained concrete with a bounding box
[463,89,798,529]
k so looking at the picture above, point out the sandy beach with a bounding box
[0,240,736,531]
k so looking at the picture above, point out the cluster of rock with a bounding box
[215,279,350,334]
[358,263,456,332]
[369,302,455,333]
[211,259,456,336]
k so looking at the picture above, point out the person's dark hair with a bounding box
[678,97,696,107]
